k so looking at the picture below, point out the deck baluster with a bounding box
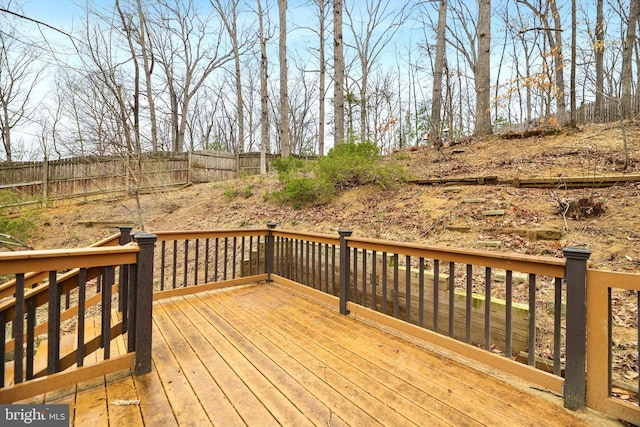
[26,298,35,380]
[47,270,61,374]
[77,268,87,366]
[405,255,411,322]
[205,239,210,282]
[505,270,513,358]
[434,260,440,332]
[183,240,189,287]
[419,257,425,327]
[353,248,358,302]
[194,239,200,285]
[382,252,388,315]
[528,274,537,366]
[362,249,368,305]
[393,254,399,318]
[485,267,492,350]
[448,262,455,337]
[0,311,5,387]
[14,273,25,384]
[465,264,472,344]
[371,250,377,310]
[553,277,562,375]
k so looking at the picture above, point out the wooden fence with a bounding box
[494,96,640,134]
[0,151,279,210]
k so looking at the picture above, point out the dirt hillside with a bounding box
[27,122,640,274]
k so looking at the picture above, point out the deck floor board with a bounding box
[27,283,590,426]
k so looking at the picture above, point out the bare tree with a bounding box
[621,0,639,119]
[135,0,159,151]
[153,0,234,152]
[569,0,577,127]
[475,0,492,135]
[0,10,43,161]
[344,0,408,143]
[278,0,290,157]
[518,0,569,126]
[429,0,447,146]
[334,0,345,145]
[256,0,271,172]
[212,0,253,153]
[594,0,604,122]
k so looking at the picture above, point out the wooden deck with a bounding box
[19,283,596,426]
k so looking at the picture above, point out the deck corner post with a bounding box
[266,222,277,281]
[338,229,353,315]
[132,232,157,375]
[562,247,592,410]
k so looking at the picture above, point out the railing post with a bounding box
[119,226,134,245]
[562,247,592,410]
[132,232,157,375]
[118,226,133,314]
[338,229,353,315]
[266,222,277,281]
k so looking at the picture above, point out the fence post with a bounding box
[266,222,277,281]
[132,232,157,375]
[42,157,48,208]
[338,229,353,315]
[562,247,592,410]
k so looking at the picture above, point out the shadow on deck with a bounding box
[18,283,603,426]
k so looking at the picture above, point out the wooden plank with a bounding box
[74,375,108,427]
[217,286,526,425]
[132,363,178,427]
[151,303,250,426]
[157,298,303,426]
[178,294,357,427]
[201,291,465,426]
[105,374,144,427]
[0,354,134,403]
[261,284,584,425]
[147,319,213,426]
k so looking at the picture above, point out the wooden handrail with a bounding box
[154,228,268,242]
[346,236,566,278]
[0,245,139,275]
[0,232,121,300]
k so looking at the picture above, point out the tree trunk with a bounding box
[621,0,639,119]
[334,0,345,145]
[257,0,269,173]
[595,0,604,122]
[136,0,158,151]
[569,0,577,127]
[429,0,447,145]
[474,0,492,136]
[549,0,568,127]
[2,107,11,162]
[278,0,290,157]
[318,0,326,156]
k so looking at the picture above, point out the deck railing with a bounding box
[0,230,157,402]
[1,225,638,424]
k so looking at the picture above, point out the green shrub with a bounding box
[317,141,381,188]
[271,156,306,174]
[267,141,409,209]
[0,190,38,246]
[223,186,239,200]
